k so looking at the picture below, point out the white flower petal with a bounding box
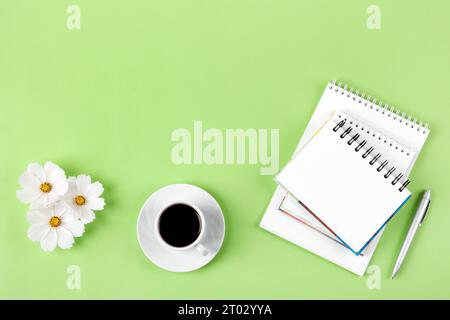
[40,228,57,252]
[29,194,48,209]
[19,172,40,189]
[53,202,71,218]
[40,207,55,218]
[43,194,53,208]
[56,227,75,249]
[44,162,64,181]
[43,161,56,178]
[66,177,77,195]
[27,163,45,181]
[76,175,91,194]
[16,189,41,204]
[87,197,105,211]
[28,224,50,242]
[62,220,85,237]
[27,210,51,224]
[80,207,95,224]
[63,191,77,203]
[60,206,79,222]
[68,176,77,183]
[53,167,67,181]
[52,180,69,196]
[61,201,81,219]
[86,181,104,198]
[46,190,63,206]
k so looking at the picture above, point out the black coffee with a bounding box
[158,203,201,248]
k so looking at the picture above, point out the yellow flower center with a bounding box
[74,195,86,206]
[40,182,52,193]
[49,216,61,228]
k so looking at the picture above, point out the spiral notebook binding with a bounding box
[329,80,429,134]
[332,119,410,192]
[335,112,413,156]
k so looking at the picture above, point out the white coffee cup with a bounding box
[137,184,225,272]
[154,202,209,256]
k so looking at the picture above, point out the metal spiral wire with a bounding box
[329,80,429,134]
[333,119,410,192]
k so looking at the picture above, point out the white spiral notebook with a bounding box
[276,111,412,256]
[260,81,430,275]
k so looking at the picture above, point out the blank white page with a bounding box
[276,113,411,254]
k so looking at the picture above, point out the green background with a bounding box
[0,0,449,299]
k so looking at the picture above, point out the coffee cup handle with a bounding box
[195,243,209,256]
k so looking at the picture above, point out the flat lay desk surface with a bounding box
[1,1,449,299]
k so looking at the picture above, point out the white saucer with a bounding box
[137,184,225,272]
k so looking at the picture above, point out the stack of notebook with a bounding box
[260,81,430,275]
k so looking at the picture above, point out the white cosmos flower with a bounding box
[63,174,105,224]
[27,203,85,252]
[17,162,68,209]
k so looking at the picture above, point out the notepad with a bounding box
[260,81,430,275]
[279,111,418,250]
[276,111,412,255]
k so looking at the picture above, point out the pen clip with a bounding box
[419,199,431,226]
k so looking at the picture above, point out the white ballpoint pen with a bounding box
[391,189,431,279]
